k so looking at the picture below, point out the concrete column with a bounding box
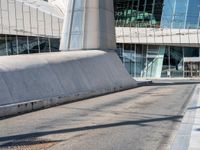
[59,0,116,51]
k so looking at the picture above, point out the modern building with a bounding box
[0,0,199,78]
[114,0,200,78]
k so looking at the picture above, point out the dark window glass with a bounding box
[29,36,39,54]
[170,47,183,77]
[0,35,7,56]
[39,37,50,53]
[50,38,60,52]
[18,36,29,54]
[7,35,17,55]
[184,47,199,57]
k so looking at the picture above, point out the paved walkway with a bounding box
[171,84,200,150]
[0,80,199,150]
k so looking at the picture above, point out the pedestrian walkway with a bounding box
[171,84,200,150]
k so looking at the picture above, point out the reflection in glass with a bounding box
[161,0,200,29]
[7,35,18,55]
[0,35,7,56]
[170,47,183,77]
[114,0,164,28]
[18,36,28,54]
[29,36,39,54]
[50,38,60,52]
[184,47,199,57]
[39,37,50,53]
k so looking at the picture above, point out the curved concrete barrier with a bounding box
[0,50,137,117]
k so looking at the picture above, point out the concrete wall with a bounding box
[0,50,137,116]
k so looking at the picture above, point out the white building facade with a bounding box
[0,0,63,55]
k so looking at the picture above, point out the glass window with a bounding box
[114,0,164,28]
[69,0,85,49]
[50,38,60,52]
[39,37,50,53]
[7,35,18,55]
[74,0,84,10]
[170,47,183,77]
[184,47,199,57]
[18,36,29,54]
[161,47,170,77]
[136,44,147,77]
[186,0,200,28]
[173,0,187,28]
[29,36,39,54]
[0,35,7,56]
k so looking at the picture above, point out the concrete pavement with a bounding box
[171,84,200,150]
[0,80,199,150]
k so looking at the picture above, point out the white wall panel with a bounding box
[0,0,62,38]
[23,4,31,35]
[8,0,17,35]
[45,13,52,36]
[116,27,200,47]
[30,7,37,35]
[16,1,23,33]
[52,17,59,36]
[38,11,45,36]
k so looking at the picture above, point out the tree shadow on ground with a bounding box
[0,115,183,145]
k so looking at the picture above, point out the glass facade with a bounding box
[114,0,164,28]
[0,34,60,56]
[114,0,200,29]
[161,0,200,28]
[69,0,85,49]
[114,0,200,78]
[117,44,200,78]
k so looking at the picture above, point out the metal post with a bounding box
[183,47,185,78]
[27,36,30,54]
[5,34,8,55]
[168,46,171,78]
[134,44,137,78]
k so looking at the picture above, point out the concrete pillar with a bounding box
[59,0,116,51]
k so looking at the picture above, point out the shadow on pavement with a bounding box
[187,106,200,110]
[149,81,200,86]
[0,115,183,145]
[195,128,200,131]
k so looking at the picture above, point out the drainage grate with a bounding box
[0,138,59,150]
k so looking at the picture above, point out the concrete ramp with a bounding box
[0,50,137,117]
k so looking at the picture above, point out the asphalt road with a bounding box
[0,80,199,150]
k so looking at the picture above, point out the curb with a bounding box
[0,81,152,119]
[137,80,153,87]
[0,84,136,119]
